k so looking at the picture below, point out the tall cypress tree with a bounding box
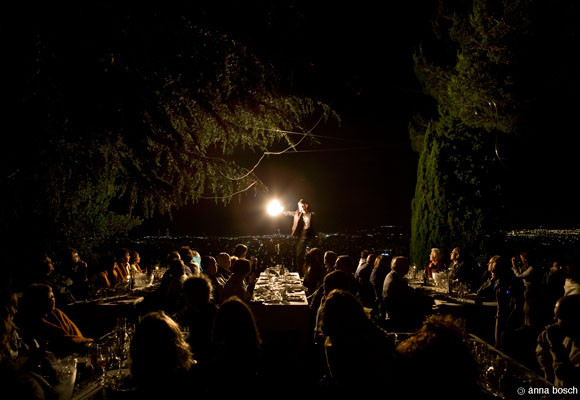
[410,0,532,266]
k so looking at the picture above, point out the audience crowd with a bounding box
[1,232,579,398]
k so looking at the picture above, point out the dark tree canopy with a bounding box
[409,0,534,266]
[0,11,334,258]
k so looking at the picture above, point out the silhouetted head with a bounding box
[212,297,261,347]
[320,289,369,338]
[323,270,352,296]
[391,256,410,277]
[231,258,251,277]
[335,255,355,275]
[183,275,213,307]
[130,311,194,383]
[233,244,248,259]
[554,295,580,335]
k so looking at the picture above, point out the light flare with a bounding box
[267,199,284,216]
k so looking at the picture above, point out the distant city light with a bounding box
[267,199,284,216]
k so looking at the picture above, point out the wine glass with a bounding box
[495,357,508,393]
[484,354,507,394]
[97,344,111,385]
[110,340,124,375]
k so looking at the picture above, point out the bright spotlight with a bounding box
[267,199,284,216]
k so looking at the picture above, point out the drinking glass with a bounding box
[97,344,111,385]
[51,356,77,400]
[110,341,124,375]
[494,357,508,392]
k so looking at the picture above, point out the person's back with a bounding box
[370,255,391,307]
[313,270,354,344]
[130,311,197,397]
[355,253,377,308]
[383,256,431,331]
[158,259,187,314]
[208,297,262,395]
[179,246,199,276]
[303,248,325,296]
[396,315,486,400]
[221,258,251,304]
[319,289,396,395]
[175,275,217,365]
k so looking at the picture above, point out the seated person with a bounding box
[303,248,325,297]
[370,254,391,317]
[158,259,187,314]
[425,248,446,280]
[174,275,217,365]
[207,297,262,395]
[215,252,233,288]
[31,252,76,305]
[221,258,252,304]
[354,252,377,309]
[232,243,249,260]
[60,247,89,300]
[355,249,370,274]
[91,256,114,291]
[448,247,476,291]
[130,311,197,397]
[16,283,92,357]
[323,251,338,275]
[564,262,580,296]
[112,248,131,283]
[201,255,221,304]
[1,285,55,400]
[334,255,360,298]
[536,295,580,387]
[382,256,432,331]
[396,315,486,400]
[313,270,358,344]
[130,250,144,274]
[319,289,397,395]
[179,246,200,276]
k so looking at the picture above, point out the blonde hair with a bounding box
[430,248,443,261]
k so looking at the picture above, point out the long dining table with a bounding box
[249,266,312,376]
[408,277,498,344]
[250,267,309,336]
[62,282,157,339]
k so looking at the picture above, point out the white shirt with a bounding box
[302,212,311,229]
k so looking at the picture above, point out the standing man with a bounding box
[283,199,316,272]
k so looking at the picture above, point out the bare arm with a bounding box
[513,265,534,278]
